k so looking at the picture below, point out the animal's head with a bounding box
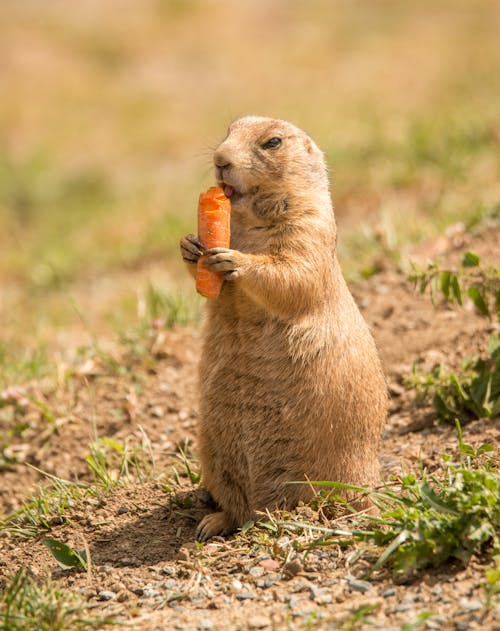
[214,116,329,222]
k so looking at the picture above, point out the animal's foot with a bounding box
[195,511,233,542]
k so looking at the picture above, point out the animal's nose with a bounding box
[214,150,232,169]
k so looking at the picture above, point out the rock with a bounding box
[163,579,178,590]
[393,604,413,613]
[346,575,372,594]
[458,597,482,612]
[118,558,138,567]
[259,558,280,572]
[142,588,160,598]
[256,576,279,589]
[236,591,256,600]
[283,558,303,580]
[248,566,265,578]
[309,586,333,604]
[177,549,190,562]
[198,620,213,630]
[161,566,176,575]
[230,579,243,592]
[248,615,271,629]
[117,505,130,515]
[426,616,447,629]
[316,592,333,605]
[97,590,116,601]
[382,588,397,598]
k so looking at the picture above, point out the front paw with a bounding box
[203,248,248,280]
[180,233,205,265]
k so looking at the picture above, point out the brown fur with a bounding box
[180,116,387,540]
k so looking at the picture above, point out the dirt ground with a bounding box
[0,224,499,630]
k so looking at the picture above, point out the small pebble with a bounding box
[161,566,176,576]
[458,597,482,612]
[177,549,190,562]
[198,620,213,630]
[256,576,278,589]
[117,505,130,515]
[163,579,178,590]
[231,579,243,592]
[393,604,413,613]
[382,588,397,598]
[346,576,372,594]
[316,592,333,605]
[283,558,303,580]
[426,616,447,629]
[236,591,256,600]
[97,590,116,601]
[248,566,265,578]
[142,588,160,598]
[259,559,280,572]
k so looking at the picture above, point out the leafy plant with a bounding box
[42,537,88,571]
[280,425,499,583]
[408,333,500,422]
[408,251,499,320]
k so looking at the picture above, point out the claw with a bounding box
[195,512,233,541]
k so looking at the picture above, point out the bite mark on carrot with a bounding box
[196,186,231,299]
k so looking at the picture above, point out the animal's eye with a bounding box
[261,137,282,150]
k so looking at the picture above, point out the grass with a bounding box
[0,567,112,630]
[0,431,155,538]
[406,248,500,422]
[408,334,500,423]
[253,424,499,585]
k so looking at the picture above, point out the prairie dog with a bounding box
[180,116,387,541]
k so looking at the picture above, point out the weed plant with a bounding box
[407,250,500,422]
[0,567,111,630]
[265,424,499,584]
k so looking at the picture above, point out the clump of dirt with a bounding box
[0,225,498,630]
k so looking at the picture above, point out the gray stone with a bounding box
[458,598,482,612]
[346,576,372,594]
[97,590,116,601]
[161,566,176,575]
[236,591,256,600]
[382,588,397,598]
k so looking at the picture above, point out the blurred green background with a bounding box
[1,0,499,381]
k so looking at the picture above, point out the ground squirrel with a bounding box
[180,116,387,541]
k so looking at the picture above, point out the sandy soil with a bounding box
[0,225,499,630]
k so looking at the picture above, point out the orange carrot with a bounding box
[196,186,231,299]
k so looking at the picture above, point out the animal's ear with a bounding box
[303,136,314,154]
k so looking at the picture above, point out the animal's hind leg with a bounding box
[196,440,254,541]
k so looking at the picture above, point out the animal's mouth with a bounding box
[219,181,243,203]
